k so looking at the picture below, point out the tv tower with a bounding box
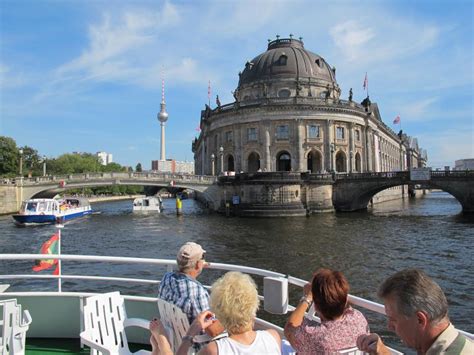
[157,73,168,161]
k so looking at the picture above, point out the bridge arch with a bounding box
[333,171,474,213]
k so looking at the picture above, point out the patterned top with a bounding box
[157,271,210,324]
[286,307,368,354]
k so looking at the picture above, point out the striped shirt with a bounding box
[158,271,210,324]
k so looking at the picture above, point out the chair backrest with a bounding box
[0,299,32,355]
[156,298,190,353]
[82,292,130,355]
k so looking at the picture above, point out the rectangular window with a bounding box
[336,126,345,140]
[355,129,361,141]
[225,131,233,142]
[276,125,289,140]
[308,125,320,139]
[247,127,257,142]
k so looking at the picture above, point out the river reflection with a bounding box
[0,192,472,353]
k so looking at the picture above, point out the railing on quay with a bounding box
[1,253,472,342]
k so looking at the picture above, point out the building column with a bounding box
[365,126,373,172]
[296,119,305,171]
[349,123,355,173]
[264,123,271,171]
[326,120,334,172]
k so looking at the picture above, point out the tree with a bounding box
[101,162,127,173]
[0,136,19,176]
[19,145,41,176]
[135,163,142,172]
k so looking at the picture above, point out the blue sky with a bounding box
[1,0,473,169]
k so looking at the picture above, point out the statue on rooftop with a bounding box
[349,88,353,102]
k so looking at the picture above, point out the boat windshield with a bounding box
[26,202,38,212]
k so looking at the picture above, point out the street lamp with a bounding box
[18,149,23,177]
[43,155,47,177]
[219,146,224,174]
[211,154,215,176]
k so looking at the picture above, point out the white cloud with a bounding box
[329,21,375,61]
[0,63,28,89]
[401,97,438,121]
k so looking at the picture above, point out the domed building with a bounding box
[192,37,427,215]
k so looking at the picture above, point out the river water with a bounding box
[0,192,472,353]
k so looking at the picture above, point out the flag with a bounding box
[33,234,59,274]
[393,115,401,124]
[363,73,368,90]
[195,125,201,132]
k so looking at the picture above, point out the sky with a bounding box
[1,0,473,169]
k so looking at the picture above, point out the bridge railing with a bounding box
[3,172,217,186]
[334,171,410,180]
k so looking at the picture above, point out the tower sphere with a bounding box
[158,109,168,123]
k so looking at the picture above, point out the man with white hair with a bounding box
[158,242,209,324]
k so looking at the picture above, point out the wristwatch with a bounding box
[182,335,194,345]
[300,296,312,306]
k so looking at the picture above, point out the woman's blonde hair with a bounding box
[210,271,259,334]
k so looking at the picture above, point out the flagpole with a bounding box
[56,221,63,292]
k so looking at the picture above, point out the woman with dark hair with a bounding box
[284,268,369,354]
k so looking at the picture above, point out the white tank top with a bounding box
[215,330,280,354]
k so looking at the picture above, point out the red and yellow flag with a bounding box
[33,234,59,274]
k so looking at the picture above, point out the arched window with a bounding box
[278,89,291,98]
[278,55,288,66]
[248,152,260,173]
[307,150,322,173]
[335,151,347,173]
[355,152,362,172]
[277,151,291,171]
[227,155,235,172]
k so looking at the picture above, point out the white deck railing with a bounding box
[0,253,472,343]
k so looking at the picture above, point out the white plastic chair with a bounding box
[0,299,32,355]
[156,298,190,353]
[80,292,151,355]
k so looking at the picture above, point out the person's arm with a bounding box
[176,311,215,355]
[284,283,312,345]
[356,333,391,355]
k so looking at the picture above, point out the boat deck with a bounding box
[26,338,151,354]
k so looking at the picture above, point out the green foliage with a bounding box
[101,162,127,173]
[19,145,42,176]
[135,163,142,172]
[0,136,19,176]
[47,153,102,175]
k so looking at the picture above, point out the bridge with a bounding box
[1,170,473,215]
[332,170,474,213]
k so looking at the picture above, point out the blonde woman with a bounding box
[176,271,281,354]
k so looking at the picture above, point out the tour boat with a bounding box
[1,250,473,354]
[12,197,92,225]
[132,196,163,212]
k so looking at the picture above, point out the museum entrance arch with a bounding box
[335,151,347,172]
[277,151,292,171]
[307,150,322,173]
[247,152,260,173]
[227,155,235,172]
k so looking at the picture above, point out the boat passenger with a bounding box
[175,271,281,355]
[157,242,210,324]
[284,268,369,354]
[357,268,474,355]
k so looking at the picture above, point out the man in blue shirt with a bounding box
[158,242,210,324]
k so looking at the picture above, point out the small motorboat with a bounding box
[12,197,92,225]
[132,196,162,212]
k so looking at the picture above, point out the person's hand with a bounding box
[303,282,312,301]
[186,310,215,337]
[357,333,390,355]
[149,317,167,336]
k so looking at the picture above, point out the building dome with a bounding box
[235,37,339,101]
